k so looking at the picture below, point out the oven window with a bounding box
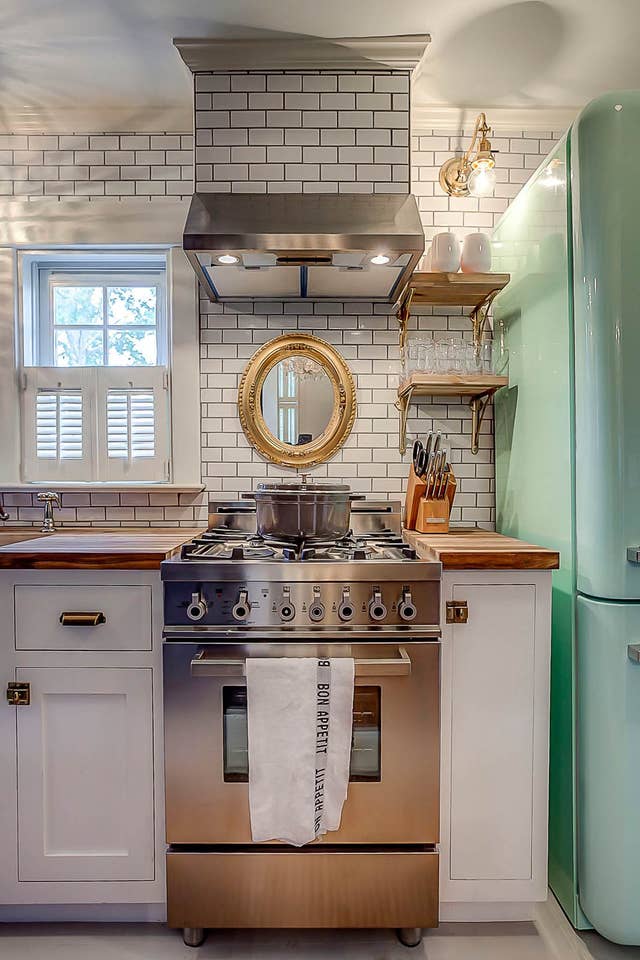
[222,686,381,783]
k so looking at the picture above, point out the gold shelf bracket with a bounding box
[394,385,414,455]
[396,286,414,351]
[469,391,494,455]
[470,287,501,349]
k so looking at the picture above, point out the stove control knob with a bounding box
[309,587,325,622]
[368,590,387,622]
[186,591,207,622]
[338,587,355,622]
[279,587,295,622]
[232,590,251,622]
[279,602,296,622]
[398,589,417,622]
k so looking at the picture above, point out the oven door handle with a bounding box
[190,646,412,678]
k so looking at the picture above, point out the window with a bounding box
[21,253,170,483]
[277,363,298,445]
[43,273,163,368]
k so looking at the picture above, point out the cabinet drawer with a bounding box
[14,585,152,651]
[167,848,438,929]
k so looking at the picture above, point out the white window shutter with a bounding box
[97,367,169,482]
[22,368,95,482]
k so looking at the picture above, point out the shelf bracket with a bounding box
[469,392,493,455]
[395,286,414,351]
[395,386,414,455]
[470,287,501,350]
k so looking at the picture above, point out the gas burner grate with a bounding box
[179,528,419,562]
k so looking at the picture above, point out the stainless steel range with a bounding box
[161,500,441,949]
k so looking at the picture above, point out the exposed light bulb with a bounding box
[370,254,391,265]
[218,254,239,264]
[467,166,497,198]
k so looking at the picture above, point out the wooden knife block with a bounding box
[404,471,457,534]
[403,466,427,530]
[415,496,450,534]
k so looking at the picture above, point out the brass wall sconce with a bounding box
[439,112,497,198]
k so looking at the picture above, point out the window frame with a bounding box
[0,197,201,490]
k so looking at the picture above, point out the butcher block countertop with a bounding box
[0,527,205,569]
[404,527,560,570]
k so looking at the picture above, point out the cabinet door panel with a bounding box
[16,667,154,882]
[449,583,536,881]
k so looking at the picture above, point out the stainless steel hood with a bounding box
[183,192,424,303]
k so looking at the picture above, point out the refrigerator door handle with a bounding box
[627,644,640,663]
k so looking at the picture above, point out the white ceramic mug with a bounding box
[461,232,492,273]
[431,232,460,272]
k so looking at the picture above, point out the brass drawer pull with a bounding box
[59,612,106,627]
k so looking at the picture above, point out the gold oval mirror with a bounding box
[238,334,356,468]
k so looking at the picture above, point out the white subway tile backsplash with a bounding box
[0,106,553,528]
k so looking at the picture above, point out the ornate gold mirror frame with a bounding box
[238,334,357,468]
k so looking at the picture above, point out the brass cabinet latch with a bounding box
[446,600,469,624]
[6,682,30,706]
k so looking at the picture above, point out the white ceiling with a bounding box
[1,0,639,131]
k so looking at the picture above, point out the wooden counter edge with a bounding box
[404,529,560,570]
[0,527,207,569]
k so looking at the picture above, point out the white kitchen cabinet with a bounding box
[0,570,166,914]
[17,666,154,882]
[439,570,552,922]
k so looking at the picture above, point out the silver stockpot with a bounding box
[243,481,364,541]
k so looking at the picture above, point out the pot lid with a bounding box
[255,481,351,494]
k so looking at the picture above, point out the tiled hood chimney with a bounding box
[174,35,429,303]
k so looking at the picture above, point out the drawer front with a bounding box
[167,848,439,929]
[14,584,152,651]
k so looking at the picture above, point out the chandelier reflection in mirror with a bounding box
[281,356,326,382]
[439,112,497,198]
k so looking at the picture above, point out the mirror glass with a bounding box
[261,357,335,446]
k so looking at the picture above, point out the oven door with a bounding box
[163,641,439,845]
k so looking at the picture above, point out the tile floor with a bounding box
[579,932,640,960]
[0,922,561,960]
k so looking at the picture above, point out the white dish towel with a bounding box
[246,657,355,847]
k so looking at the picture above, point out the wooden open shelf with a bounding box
[396,372,509,456]
[398,372,509,398]
[409,272,511,307]
[395,272,511,351]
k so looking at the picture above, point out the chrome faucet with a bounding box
[37,491,61,532]
[0,496,8,521]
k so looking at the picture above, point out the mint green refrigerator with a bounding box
[493,92,640,944]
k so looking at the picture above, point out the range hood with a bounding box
[183,192,425,303]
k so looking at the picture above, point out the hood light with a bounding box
[370,254,391,265]
[218,254,239,264]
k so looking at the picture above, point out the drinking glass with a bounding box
[417,338,436,373]
[404,339,421,378]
